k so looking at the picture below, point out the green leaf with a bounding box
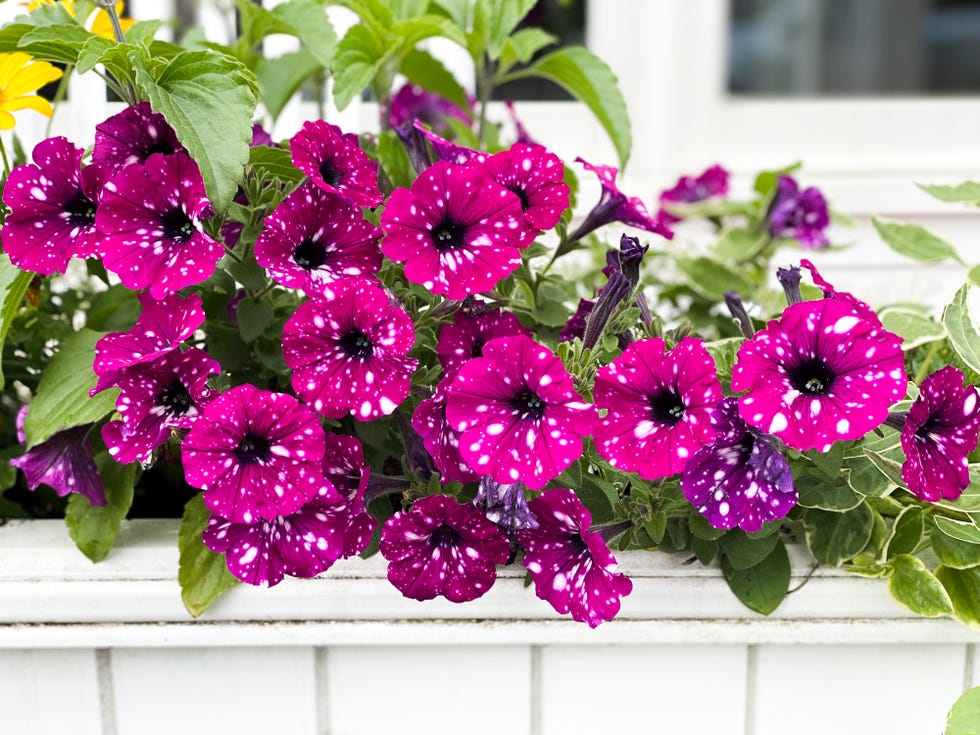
[713,228,768,262]
[65,453,136,563]
[931,524,980,570]
[332,24,394,111]
[520,46,631,168]
[235,297,273,343]
[273,0,338,68]
[862,448,907,489]
[943,285,980,376]
[806,441,847,479]
[178,494,240,618]
[377,129,414,190]
[430,0,471,28]
[23,330,118,448]
[675,257,754,302]
[689,511,726,541]
[124,20,163,46]
[753,162,801,197]
[935,466,980,516]
[76,34,114,73]
[719,528,781,570]
[934,516,980,544]
[935,565,980,629]
[224,254,267,291]
[473,0,536,60]
[872,216,962,264]
[17,23,91,63]
[248,145,303,185]
[256,48,322,121]
[884,506,924,558]
[133,50,258,213]
[969,265,980,289]
[690,536,718,565]
[805,504,874,566]
[946,686,980,735]
[918,181,980,206]
[643,512,667,545]
[703,337,744,384]
[499,27,556,71]
[879,308,946,350]
[722,541,790,615]
[399,48,469,109]
[0,255,33,390]
[796,472,863,511]
[390,0,430,20]
[888,554,955,617]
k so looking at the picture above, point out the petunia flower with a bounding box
[482,143,570,235]
[380,494,511,602]
[518,488,632,627]
[475,476,537,534]
[799,258,879,324]
[95,153,222,300]
[388,82,471,134]
[0,52,62,129]
[289,120,382,207]
[436,308,531,382]
[412,376,480,484]
[657,164,730,224]
[93,101,187,175]
[504,100,539,146]
[322,434,376,558]
[568,157,674,243]
[412,120,487,166]
[900,366,980,502]
[593,337,723,480]
[446,334,597,489]
[11,414,105,506]
[101,347,220,465]
[732,297,906,452]
[281,279,419,421]
[768,175,830,250]
[2,136,109,274]
[558,298,595,342]
[182,384,330,524]
[381,160,527,299]
[681,397,797,532]
[254,183,383,297]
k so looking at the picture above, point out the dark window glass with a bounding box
[729,0,980,96]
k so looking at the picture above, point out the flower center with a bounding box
[338,328,374,361]
[141,139,178,160]
[649,389,685,426]
[318,157,343,187]
[63,190,96,227]
[507,185,531,212]
[160,206,195,244]
[470,337,486,358]
[155,379,193,416]
[234,432,272,465]
[569,533,588,555]
[788,358,835,396]
[431,218,467,252]
[430,523,460,548]
[510,387,546,421]
[293,238,328,270]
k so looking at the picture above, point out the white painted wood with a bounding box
[0,649,103,735]
[538,644,748,734]
[110,647,316,735]
[751,644,967,735]
[328,645,530,734]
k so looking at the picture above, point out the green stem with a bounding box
[476,56,496,149]
[95,0,128,43]
[45,63,73,137]
[252,281,276,299]
[223,245,245,265]
[914,340,943,384]
[0,136,10,179]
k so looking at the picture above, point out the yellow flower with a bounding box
[0,52,63,130]
[23,0,134,40]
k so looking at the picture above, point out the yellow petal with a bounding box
[0,52,34,89]
[1,95,55,117]
[0,110,17,129]
[90,7,134,39]
[4,61,63,99]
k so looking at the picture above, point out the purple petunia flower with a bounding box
[182,384,330,524]
[1,136,109,274]
[483,143,570,235]
[381,160,526,299]
[11,417,105,506]
[250,123,277,148]
[518,488,632,627]
[558,298,595,342]
[281,279,418,421]
[322,434,376,558]
[593,338,723,480]
[388,83,471,134]
[732,297,906,452]
[95,153,222,300]
[289,120,382,207]
[202,482,347,587]
[380,494,511,602]
[768,176,830,250]
[900,366,980,502]
[254,183,383,297]
[101,347,220,465]
[681,397,797,532]
[412,121,487,166]
[568,157,674,243]
[412,377,480,484]
[657,164,730,225]
[91,291,205,396]
[475,476,537,533]
[93,101,186,175]
[446,334,597,489]
[436,308,531,382]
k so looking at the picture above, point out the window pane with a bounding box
[729,0,980,95]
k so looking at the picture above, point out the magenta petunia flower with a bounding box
[799,258,879,324]
[202,483,347,587]
[11,420,105,506]
[289,120,382,207]
[93,101,186,174]
[901,366,980,502]
[412,121,487,166]
[389,83,471,134]
[558,298,595,342]
[1,136,109,274]
[568,157,674,243]
[91,291,205,396]
[658,164,730,224]
[476,476,537,533]
[102,347,220,465]
[446,334,597,489]
[182,384,329,524]
[412,377,480,484]
[593,338,723,480]
[681,397,797,532]
[732,297,907,452]
[436,308,531,382]
[281,279,418,421]
[381,160,526,299]
[96,153,222,300]
[504,100,539,147]
[322,434,376,558]
[254,183,383,296]
[380,494,511,602]
[518,488,632,627]
[768,175,830,250]
[482,143,570,234]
